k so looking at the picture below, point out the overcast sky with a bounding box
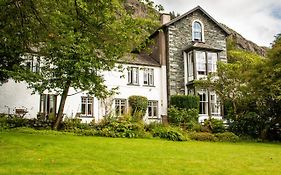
[152,0,281,47]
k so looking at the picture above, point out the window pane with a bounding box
[196,51,206,75]
[81,104,86,115]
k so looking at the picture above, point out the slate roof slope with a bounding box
[118,53,160,67]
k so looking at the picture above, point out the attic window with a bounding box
[193,21,203,42]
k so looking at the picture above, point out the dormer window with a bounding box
[192,20,204,42]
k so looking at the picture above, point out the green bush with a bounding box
[151,125,188,141]
[215,132,239,142]
[128,96,148,121]
[170,95,199,110]
[168,106,199,130]
[203,118,225,133]
[189,132,217,142]
[62,118,90,131]
[93,116,149,138]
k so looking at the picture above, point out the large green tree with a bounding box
[4,0,160,129]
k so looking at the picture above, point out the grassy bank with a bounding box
[0,129,280,175]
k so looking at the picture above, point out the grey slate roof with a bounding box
[118,53,160,67]
[183,42,223,52]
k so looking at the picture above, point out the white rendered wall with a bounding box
[0,80,39,118]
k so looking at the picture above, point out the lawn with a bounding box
[0,129,281,175]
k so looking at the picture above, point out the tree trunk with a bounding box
[53,79,71,130]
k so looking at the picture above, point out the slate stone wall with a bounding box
[167,10,227,96]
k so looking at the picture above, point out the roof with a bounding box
[118,53,160,67]
[183,42,223,52]
[151,6,230,37]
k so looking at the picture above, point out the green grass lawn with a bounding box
[0,129,281,175]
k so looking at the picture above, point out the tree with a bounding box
[0,0,44,84]
[7,0,160,129]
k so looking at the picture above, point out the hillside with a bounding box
[222,24,268,56]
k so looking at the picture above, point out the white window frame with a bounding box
[147,100,158,118]
[198,90,208,115]
[81,96,93,117]
[40,94,57,115]
[196,51,207,75]
[143,68,154,86]
[210,93,220,116]
[115,98,127,116]
[192,20,204,42]
[128,67,139,85]
[26,56,40,73]
[207,52,218,73]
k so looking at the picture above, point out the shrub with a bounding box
[93,116,149,138]
[215,132,239,142]
[62,118,90,131]
[189,132,216,142]
[203,118,225,133]
[168,106,199,130]
[128,96,148,121]
[170,95,199,110]
[151,125,188,141]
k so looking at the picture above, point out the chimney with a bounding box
[160,13,171,25]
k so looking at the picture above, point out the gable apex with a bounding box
[163,6,230,35]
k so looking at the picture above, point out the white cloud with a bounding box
[152,0,281,46]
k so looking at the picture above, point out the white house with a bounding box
[0,53,167,123]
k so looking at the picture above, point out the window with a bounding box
[26,57,40,73]
[81,97,93,117]
[210,94,220,115]
[40,94,57,115]
[196,51,206,75]
[115,99,126,116]
[193,21,203,41]
[207,52,218,73]
[148,101,158,118]
[128,67,139,85]
[187,52,194,77]
[143,68,154,86]
[198,91,208,114]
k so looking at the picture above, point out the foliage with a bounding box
[0,114,54,130]
[150,125,188,141]
[203,118,225,133]
[214,132,239,142]
[61,118,90,131]
[188,132,217,142]
[93,116,149,138]
[168,106,199,130]
[3,0,160,129]
[128,95,148,121]
[170,95,199,110]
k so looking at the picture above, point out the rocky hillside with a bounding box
[222,24,268,56]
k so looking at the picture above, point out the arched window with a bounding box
[193,21,203,41]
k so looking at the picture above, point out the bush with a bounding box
[93,116,149,138]
[170,95,199,110]
[128,96,148,121]
[189,132,216,142]
[215,132,239,142]
[151,125,188,141]
[203,118,225,133]
[168,106,199,130]
[62,118,90,131]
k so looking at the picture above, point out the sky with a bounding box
[152,0,281,47]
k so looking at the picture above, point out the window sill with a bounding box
[127,83,140,86]
[143,85,155,87]
[80,115,94,118]
[148,117,160,119]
